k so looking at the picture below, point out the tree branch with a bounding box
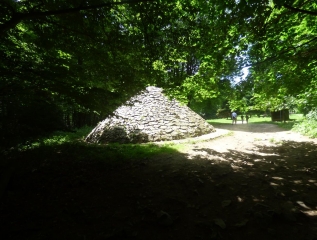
[283,4,317,16]
[246,36,317,68]
[0,0,155,36]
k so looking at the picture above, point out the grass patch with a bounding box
[225,131,234,136]
[207,116,273,125]
[293,119,317,138]
[12,125,94,151]
[207,113,317,139]
[206,118,233,124]
[269,138,282,144]
[1,126,187,169]
[1,141,182,176]
[273,114,304,131]
[207,114,304,127]
[273,121,296,131]
[1,126,94,163]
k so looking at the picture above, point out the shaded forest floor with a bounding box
[1,123,317,240]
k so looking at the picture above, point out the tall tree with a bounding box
[4,0,317,146]
[243,0,317,111]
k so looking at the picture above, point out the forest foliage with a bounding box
[1,0,317,147]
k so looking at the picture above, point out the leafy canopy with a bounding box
[1,0,317,145]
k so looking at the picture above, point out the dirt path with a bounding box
[1,123,317,240]
[183,123,317,156]
[149,123,317,239]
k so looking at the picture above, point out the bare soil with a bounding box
[1,123,317,240]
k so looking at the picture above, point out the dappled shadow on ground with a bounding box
[1,141,317,240]
[211,123,288,133]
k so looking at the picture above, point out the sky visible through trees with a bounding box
[234,67,249,83]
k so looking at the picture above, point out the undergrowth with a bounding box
[1,126,182,166]
[291,110,317,138]
[293,119,317,138]
[36,125,93,146]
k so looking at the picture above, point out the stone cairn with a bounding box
[85,86,215,144]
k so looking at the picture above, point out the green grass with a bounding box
[288,113,305,121]
[2,113,314,168]
[206,113,317,138]
[207,114,304,127]
[206,116,273,125]
[14,125,94,151]
[273,114,304,130]
[1,126,185,168]
[269,138,282,144]
[293,119,317,138]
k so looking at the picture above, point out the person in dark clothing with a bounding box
[232,111,237,124]
[246,115,250,124]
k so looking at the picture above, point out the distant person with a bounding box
[241,115,244,124]
[246,115,250,124]
[232,111,237,124]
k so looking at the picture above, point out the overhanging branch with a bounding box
[246,36,317,68]
[0,0,155,36]
[283,4,317,16]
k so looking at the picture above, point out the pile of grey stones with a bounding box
[85,86,215,144]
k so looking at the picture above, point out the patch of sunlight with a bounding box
[293,180,303,184]
[237,196,244,202]
[292,189,298,192]
[308,179,316,183]
[270,182,279,186]
[296,201,311,210]
[232,159,242,163]
[209,156,225,161]
[231,165,242,170]
[256,152,279,157]
[191,150,208,156]
[272,176,284,180]
[300,210,317,217]
[252,198,263,202]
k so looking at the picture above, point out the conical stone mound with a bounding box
[85,86,215,144]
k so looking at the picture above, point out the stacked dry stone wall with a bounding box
[85,86,215,144]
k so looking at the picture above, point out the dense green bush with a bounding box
[305,108,317,121]
[293,112,317,138]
